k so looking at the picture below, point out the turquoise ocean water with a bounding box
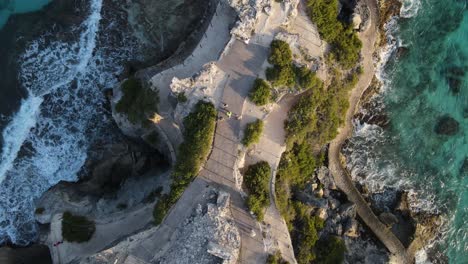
[347,0,467,262]
[0,0,51,28]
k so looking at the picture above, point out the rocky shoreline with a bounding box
[0,0,444,263]
[0,0,216,261]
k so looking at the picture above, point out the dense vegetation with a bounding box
[285,69,359,147]
[244,161,271,221]
[270,9,362,264]
[306,0,362,68]
[266,40,322,91]
[249,78,272,105]
[153,101,217,224]
[242,119,264,147]
[292,202,324,264]
[315,236,347,264]
[116,77,159,125]
[275,68,358,263]
[62,211,96,243]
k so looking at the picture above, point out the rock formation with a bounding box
[155,191,240,264]
[170,62,226,124]
[434,115,460,136]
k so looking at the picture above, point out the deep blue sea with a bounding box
[346,0,467,262]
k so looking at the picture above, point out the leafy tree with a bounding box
[249,78,271,105]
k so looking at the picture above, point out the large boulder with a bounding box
[338,203,357,219]
[434,115,459,135]
[343,219,359,238]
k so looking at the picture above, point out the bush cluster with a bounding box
[244,161,271,221]
[249,79,272,106]
[316,236,347,264]
[62,211,96,243]
[267,251,290,264]
[292,202,324,264]
[242,119,264,147]
[285,69,358,147]
[306,0,362,68]
[116,77,159,125]
[266,40,323,91]
[153,101,217,224]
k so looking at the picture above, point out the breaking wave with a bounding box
[0,0,142,244]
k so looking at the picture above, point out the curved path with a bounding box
[327,0,411,263]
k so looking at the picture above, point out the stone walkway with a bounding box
[243,95,298,264]
[327,0,410,262]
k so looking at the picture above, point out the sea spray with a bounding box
[0,0,145,244]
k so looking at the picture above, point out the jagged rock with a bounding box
[352,13,362,30]
[379,212,399,227]
[317,167,337,190]
[170,62,224,124]
[338,203,357,219]
[328,198,341,210]
[396,191,410,213]
[434,115,459,135]
[444,66,465,94]
[343,219,359,238]
[155,190,241,264]
[396,46,409,58]
[297,192,328,209]
[336,223,343,236]
[353,0,370,32]
[316,208,328,220]
[314,188,324,198]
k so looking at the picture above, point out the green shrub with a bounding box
[267,65,296,88]
[316,236,347,264]
[176,92,188,103]
[293,65,323,90]
[267,251,289,264]
[291,202,324,264]
[242,119,264,147]
[153,196,170,225]
[249,79,271,105]
[116,77,159,125]
[62,212,95,243]
[152,101,217,224]
[35,207,45,214]
[244,161,271,221]
[268,40,293,66]
[306,0,362,68]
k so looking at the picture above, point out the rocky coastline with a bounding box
[0,0,444,263]
[0,0,217,262]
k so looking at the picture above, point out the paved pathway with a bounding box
[242,95,298,264]
[327,0,410,262]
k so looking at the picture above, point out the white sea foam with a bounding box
[0,96,42,182]
[399,0,422,18]
[0,0,140,244]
